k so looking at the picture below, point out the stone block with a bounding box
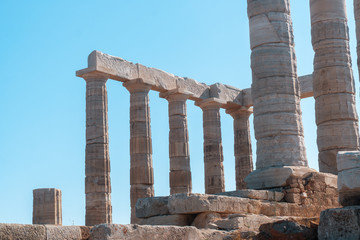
[299,74,313,98]
[337,151,360,172]
[176,77,209,100]
[216,189,284,202]
[209,83,241,104]
[138,64,177,91]
[140,215,194,226]
[89,224,230,240]
[310,0,347,23]
[45,225,83,240]
[247,0,290,18]
[0,224,46,240]
[136,196,169,218]
[338,167,360,206]
[245,166,316,190]
[318,206,360,240]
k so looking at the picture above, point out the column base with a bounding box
[245,166,317,190]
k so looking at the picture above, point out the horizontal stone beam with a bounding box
[76,50,313,109]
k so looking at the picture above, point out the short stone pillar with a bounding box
[33,188,62,225]
[160,89,192,194]
[245,0,309,189]
[196,98,225,194]
[226,107,253,190]
[124,79,154,224]
[310,0,359,174]
[83,73,112,226]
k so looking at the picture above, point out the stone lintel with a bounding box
[76,51,313,106]
[245,166,317,190]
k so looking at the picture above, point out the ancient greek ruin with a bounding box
[3,0,360,239]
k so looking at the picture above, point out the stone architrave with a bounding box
[196,98,225,194]
[33,188,62,225]
[310,0,359,174]
[124,79,155,224]
[83,73,112,226]
[245,0,309,189]
[160,89,192,194]
[226,107,253,190]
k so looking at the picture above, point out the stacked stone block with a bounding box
[227,107,253,190]
[160,89,192,194]
[84,73,112,226]
[245,0,308,188]
[310,0,359,174]
[124,79,155,224]
[33,188,62,225]
[355,0,360,79]
[196,99,225,194]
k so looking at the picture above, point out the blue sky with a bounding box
[0,1,358,225]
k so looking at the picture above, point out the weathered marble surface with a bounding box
[76,50,313,108]
[83,73,112,226]
[318,206,360,240]
[33,188,62,225]
[310,0,360,174]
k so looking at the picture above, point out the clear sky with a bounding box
[0,0,358,226]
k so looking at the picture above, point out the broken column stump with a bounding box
[33,188,62,225]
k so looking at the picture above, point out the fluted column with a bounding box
[160,89,192,194]
[245,0,308,189]
[355,0,360,79]
[196,99,225,194]
[227,107,253,190]
[310,0,359,174]
[33,188,62,225]
[124,79,154,224]
[83,73,112,226]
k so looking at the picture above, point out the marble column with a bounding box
[33,188,62,225]
[124,79,154,224]
[245,0,308,189]
[196,99,225,194]
[160,89,192,194]
[226,107,253,190]
[83,73,112,226]
[310,0,359,174]
[355,0,360,80]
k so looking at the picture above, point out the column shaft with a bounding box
[197,100,225,194]
[310,0,359,174]
[161,91,192,194]
[84,75,112,226]
[124,80,154,224]
[248,0,307,169]
[228,108,253,190]
[33,188,62,225]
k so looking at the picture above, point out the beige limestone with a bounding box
[33,188,62,225]
[160,89,192,194]
[355,0,360,79]
[83,73,112,226]
[0,224,46,240]
[196,98,226,194]
[246,0,308,189]
[124,79,155,224]
[226,107,253,190]
[136,196,169,218]
[310,0,359,174]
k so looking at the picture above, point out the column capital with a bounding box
[80,71,109,82]
[226,107,253,119]
[159,88,192,101]
[123,79,152,93]
[195,98,226,110]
